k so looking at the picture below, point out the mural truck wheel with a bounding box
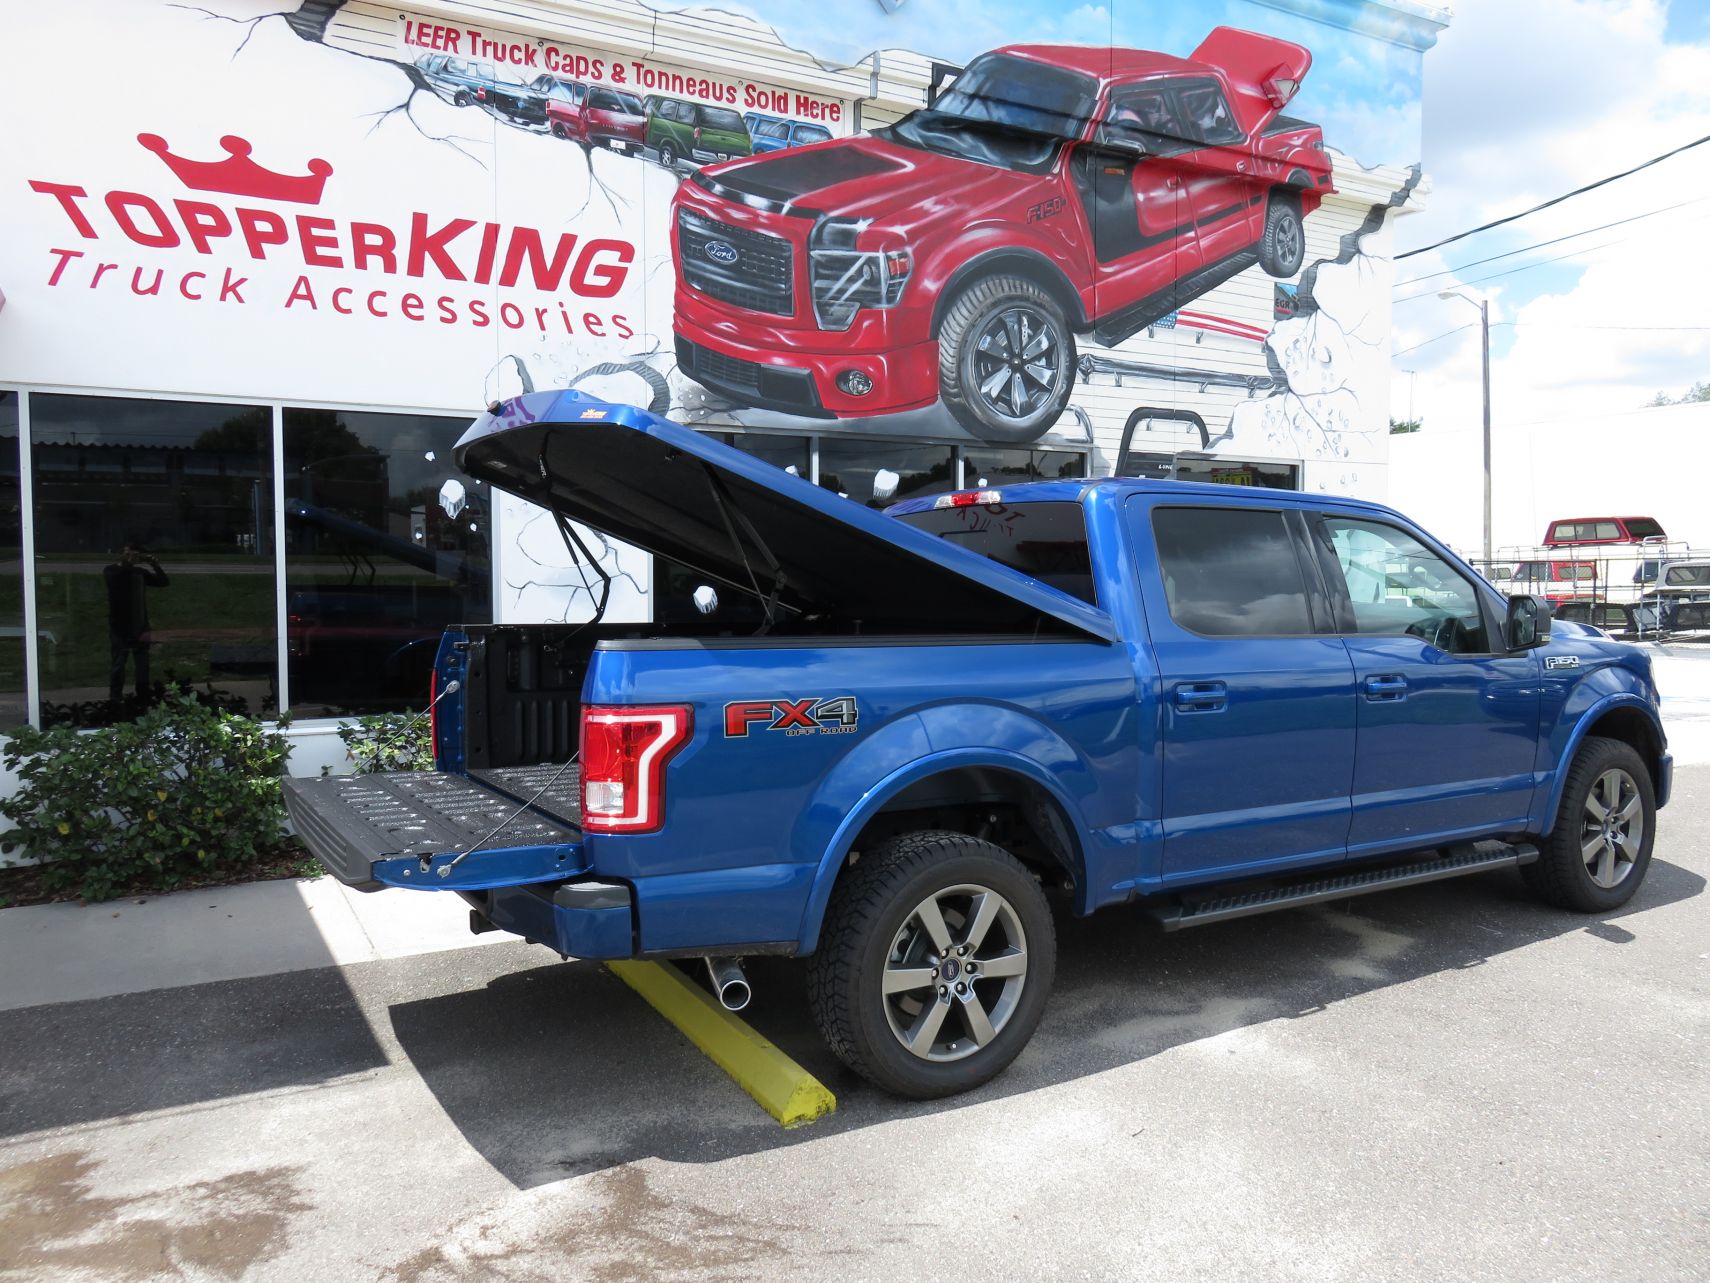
[659,141,679,169]
[1258,192,1305,278]
[453,91,471,108]
[551,122,568,139]
[938,274,1076,444]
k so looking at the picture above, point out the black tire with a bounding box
[1257,191,1305,278]
[551,122,569,140]
[807,830,1056,1099]
[937,274,1076,444]
[453,91,472,108]
[1523,736,1655,912]
[658,141,679,169]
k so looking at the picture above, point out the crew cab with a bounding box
[546,81,647,152]
[671,27,1332,444]
[282,391,1672,1100]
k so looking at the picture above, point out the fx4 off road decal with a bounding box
[724,696,859,738]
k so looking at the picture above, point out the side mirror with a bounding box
[1506,593,1551,650]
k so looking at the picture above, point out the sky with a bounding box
[1390,0,1710,435]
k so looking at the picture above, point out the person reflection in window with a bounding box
[104,543,169,706]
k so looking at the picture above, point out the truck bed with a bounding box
[468,764,583,826]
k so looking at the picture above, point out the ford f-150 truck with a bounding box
[671,27,1332,443]
[282,390,1672,1099]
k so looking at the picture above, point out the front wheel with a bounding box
[807,831,1056,1099]
[1523,736,1656,911]
[1257,192,1305,278]
[936,274,1076,443]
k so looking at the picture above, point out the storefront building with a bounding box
[0,0,1446,771]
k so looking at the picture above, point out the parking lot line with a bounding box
[606,960,836,1128]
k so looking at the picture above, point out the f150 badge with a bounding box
[724,696,859,738]
[1544,656,1580,670]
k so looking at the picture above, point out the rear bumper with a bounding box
[470,880,636,959]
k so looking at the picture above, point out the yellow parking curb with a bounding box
[606,960,836,1128]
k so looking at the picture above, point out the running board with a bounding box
[1149,842,1539,932]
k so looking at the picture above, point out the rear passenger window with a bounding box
[1591,521,1620,541]
[1151,507,1312,636]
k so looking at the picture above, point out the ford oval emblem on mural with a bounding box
[703,239,740,265]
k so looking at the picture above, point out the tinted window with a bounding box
[31,394,275,727]
[1625,518,1664,538]
[589,87,622,111]
[1152,507,1312,636]
[753,119,790,139]
[896,502,1095,604]
[1176,82,1242,144]
[796,124,832,144]
[702,107,745,132]
[1104,86,1189,152]
[1323,518,1489,653]
[819,439,954,510]
[283,408,490,717]
[617,92,643,114]
[964,447,1087,486]
[890,53,1097,170]
[0,392,22,728]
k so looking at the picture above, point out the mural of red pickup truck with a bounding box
[672,27,1333,442]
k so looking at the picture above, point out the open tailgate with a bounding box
[282,772,587,891]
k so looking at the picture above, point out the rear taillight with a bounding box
[580,705,692,833]
[693,126,702,142]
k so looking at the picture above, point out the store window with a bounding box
[818,438,955,509]
[1122,452,1300,490]
[706,431,812,479]
[30,394,275,727]
[284,408,490,717]
[964,447,1087,486]
[0,393,23,729]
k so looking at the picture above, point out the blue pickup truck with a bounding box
[282,390,1672,1099]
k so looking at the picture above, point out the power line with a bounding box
[1391,319,1710,359]
[1396,130,1710,260]
[1394,195,1710,287]
[1395,239,1624,302]
[1391,323,1482,357]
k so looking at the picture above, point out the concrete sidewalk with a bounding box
[0,875,499,1013]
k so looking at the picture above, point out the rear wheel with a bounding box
[808,831,1056,1099]
[551,122,569,140]
[937,274,1076,443]
[1257,191,1305,277]
[658,141,679,169]
[1523,736,1655,911]
[453,90,472,108]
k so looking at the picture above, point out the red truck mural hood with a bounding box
[695,133,1034,226]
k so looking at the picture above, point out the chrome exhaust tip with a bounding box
[705,956,751,1011]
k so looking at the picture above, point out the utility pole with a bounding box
[1439,290,1492,568]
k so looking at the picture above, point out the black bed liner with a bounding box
[468,764,583,826]
[282,772,579,889]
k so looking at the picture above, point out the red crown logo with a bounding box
[137,133,333,205]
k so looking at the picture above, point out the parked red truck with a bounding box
[671,27,1333,442]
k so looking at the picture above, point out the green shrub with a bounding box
[337,712,433,774]
[0,694,293,901]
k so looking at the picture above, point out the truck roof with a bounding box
[991,43,1207,85]
[886,476,1404,519]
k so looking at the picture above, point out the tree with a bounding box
[1645,381,1710,407]
[1389,418,1422,434]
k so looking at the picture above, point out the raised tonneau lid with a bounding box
[454,391,1116,640]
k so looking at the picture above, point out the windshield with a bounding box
[888,53,1098,171]
[1625,518,1665,538]
[894,501,1096,604]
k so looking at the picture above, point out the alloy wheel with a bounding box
[1581,767,1644,888]
[880,883,1029,1063]
[970,306,1064,423]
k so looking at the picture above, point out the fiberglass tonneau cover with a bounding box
[454,391,1115,640]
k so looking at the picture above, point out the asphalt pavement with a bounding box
[2,764,1706,1281]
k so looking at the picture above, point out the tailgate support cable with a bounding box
[702,464,788,634]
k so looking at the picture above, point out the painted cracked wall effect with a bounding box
[1230,167,1423,494]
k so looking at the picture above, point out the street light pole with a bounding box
[1439,290,1492,568]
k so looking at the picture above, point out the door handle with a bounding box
[1364,674,1409,701]
[1164,175,1182,189]
[1173,681,1227,712]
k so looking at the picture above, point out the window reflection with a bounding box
[963,447,1088,486]
[1121,452,1300,489]
[30,395,275,727]
[0,394,22,729]
[1152,506,1312,637]
[818,438,955,509]
[283,408,490,717]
